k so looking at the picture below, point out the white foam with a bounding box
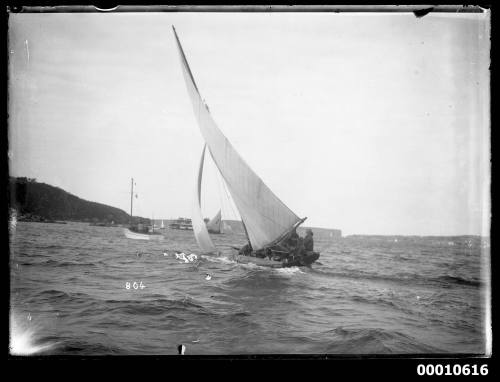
[201,255,237,265]
[273,266,304,276]
[175,252,190,263]
[240,262,262,270]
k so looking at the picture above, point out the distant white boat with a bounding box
[124,228,151,241]
[124,178,164,240]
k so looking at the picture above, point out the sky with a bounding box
[8,10,490,236]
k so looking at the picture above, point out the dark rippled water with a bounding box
[9,221,488,355]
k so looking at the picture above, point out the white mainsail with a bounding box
[173,26,304,251]
[192,144,217,253]
[206,209,222,233]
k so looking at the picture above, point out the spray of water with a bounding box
[201,254,237,265]
[273,266,304,276]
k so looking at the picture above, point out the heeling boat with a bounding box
[174,27,319,267]
[206,210,222,234]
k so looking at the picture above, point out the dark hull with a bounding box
[233,250,320,268]
[286,251,320,267]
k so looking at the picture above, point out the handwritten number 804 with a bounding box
[125,281,145,290]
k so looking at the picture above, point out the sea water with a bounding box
[9,221,488,355]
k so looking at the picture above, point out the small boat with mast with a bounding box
[173,26,319,267]
[123,178,163,240]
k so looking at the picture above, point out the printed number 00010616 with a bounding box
[417,364,488,376]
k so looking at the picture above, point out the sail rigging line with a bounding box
[208,146,247,240]
[214,156,224,213]
[173,26,304,251]
[216,171,240,235]
[206,143,300,232]
[217,167,250,244]
[215,164,226,223]
[192,144,217,254]
[241,220,251,246]
[130,177,134,225]
[206,142,290,247]
[267,217,308,248]
[217,166,239,222]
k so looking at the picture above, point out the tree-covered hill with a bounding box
[9,177,148,224]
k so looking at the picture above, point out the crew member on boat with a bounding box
[304,229,314,252]
[239,243,252,256]
[285,229,299,250]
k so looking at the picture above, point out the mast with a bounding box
[130,177,134,225]
[241,220,251,246]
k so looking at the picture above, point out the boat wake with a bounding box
[201,254,237,265]
[200,254,307,276]
[273,266,304,276]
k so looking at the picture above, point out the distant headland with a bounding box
[9,177,149,225]
[8,177,344,238]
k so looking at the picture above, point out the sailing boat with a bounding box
[174,27,319,267]
[206,210,222,234]
[123,178,163,240]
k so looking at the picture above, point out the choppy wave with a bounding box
[56,339,125,355]
[9,222,486,355]
[325,327,444,353]
[437,275,481,287]
[18,259,99,269]
[310,268,482,288]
